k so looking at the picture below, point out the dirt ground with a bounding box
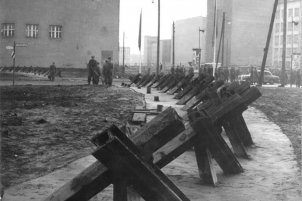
[0,72,301,201]
[251,87,301,169]
[0,84,144,188]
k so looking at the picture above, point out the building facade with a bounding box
[272,0,302,71]
[119,47,130,66]
[143,36,171,71]
[206,0,274,67]
[174,16,207,67]
[0,0,120,68]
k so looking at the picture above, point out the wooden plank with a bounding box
[132,113,146,123]
[240,87,262,106]
[222,120,249,158]
[176,76,214,105]
[92,135,190,201]
[45,108,185,201]
[189,112,243,174]
[173,85,193,99]
[181,96,202,111]
[194,145,218,185]
[152,74,169,88]
[113,178,128,201]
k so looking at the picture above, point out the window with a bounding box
[293,34,299,44]
[49,25,62,39]
[1,23,15,38]
[275,36,279,46]
[274,48,279,58]
[288,8,293,17]
[294,8,299,17]
[287,22,293,31]
[276,10,280,19]
[26,24,38,38]
[287,35,292,44]
[275,23,279,33]
[293,22,299,31]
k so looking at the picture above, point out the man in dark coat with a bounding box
[87,56,98,85]
[103,57,113,86]
[49,62,56,81]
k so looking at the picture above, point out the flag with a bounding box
[138,9,142,51]
[11,50,15,59]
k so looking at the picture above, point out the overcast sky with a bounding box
[119,0,207,54]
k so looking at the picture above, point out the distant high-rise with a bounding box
[143,36,171,72]
[272,0,302,70]
[174,16,207,67]
[119,47,131,66]
[0,0,120,68]
[206,0,275,67]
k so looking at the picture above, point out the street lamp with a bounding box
[198,28,205,70]
[290,16,299,87]
[152,0,160,75]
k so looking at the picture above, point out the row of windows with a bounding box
[273,47,300,58]
[276,7,300,19]
[1,23,62,39]
[274,34,300,45]
[275,21,300,33]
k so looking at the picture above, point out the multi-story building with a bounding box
[0,0,120,68]
[206,0,274,67]
[143,36,157,68]
[272,0,302,71]
[119,47,131,66]
[160,39,171,70]
[174,16,207,67]
[143,36,171,72]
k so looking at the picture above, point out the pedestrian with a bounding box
[49,62,56,81]
[87,56,98,85]
[103,57,113,86]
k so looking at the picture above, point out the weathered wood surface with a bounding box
[176,76,214,105]
[157,75,174,90]
[132,113,147,123]
[152,74,169,88]
[93,136,189,201]
[160,78,178,93]
[136,74,149,86]
[189,112,243,174]
[147,75,162,88]
[140,74,156,87]
[222,120,249,158]
[45,107,185,201]
[167,74,194,95]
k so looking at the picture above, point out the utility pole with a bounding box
[198,28,205,70]
[281,0,287,87]
[13,41,16,86]
[153,0,161,75]
[290,16,299,88]
[172,21,175,68]
[123,32,125,72]
[216,12,225,71]
[259,0,279,86]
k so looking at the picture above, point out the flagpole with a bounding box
[138,9,142,74]
[213,0,217,77]
[13,41,16,86]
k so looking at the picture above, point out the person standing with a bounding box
[103,57,113,86]
[49,62,56,81]
[87,56,98,85]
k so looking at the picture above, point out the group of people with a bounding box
[87,56,113,86]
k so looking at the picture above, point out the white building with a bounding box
[272,0,302,70]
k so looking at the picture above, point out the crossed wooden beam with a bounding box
[44,76,261,201]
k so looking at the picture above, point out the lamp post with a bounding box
[290,16,299,87]
[198,28,205,70]
[152,0,160,75]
